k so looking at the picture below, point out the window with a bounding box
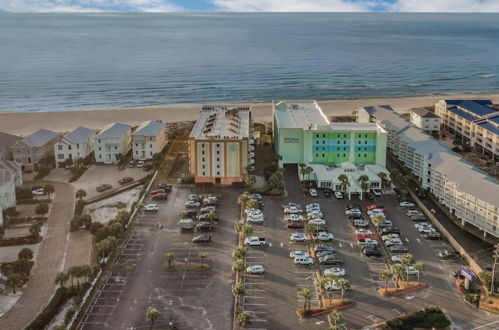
[202,144,205,149]
[365,134,368,138]
[217,151,220,155]
[202,171,205,176]
[202,157,205,162]
[343,154,346,157]
[150,151,153,156]
[135,143,138,146]
[68,145,72,150]
[135,151,138,155]
[150,144,152,148]
[58,145,63,150]
[149,136,153,141]
[364,147,367,151]
[202,164,205,169]
[365,141,368,144]
[202,151,205,155]
[322,141,325,144]
[217,165,220,168]
[322,134,326,138]
[216,143,220,147]
[98,147,101,151]
[99,155,102,159]
[322,154,325,157]
[98,139,101,143]
[217,158,220,161]
[57,154,64,160]
[115,146,117,150]
[344,147,346,151]
[316,134,319,138]
[364,154,367,157]
[76,144,80,149]
[217,172,220,176]
[344,134,346,138]
[343,141,346,144]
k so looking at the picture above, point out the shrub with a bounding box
[34,166,52,180]
[465,293,480,307]
[89,222,103,235]
[25,287,74,330]
[16,187,33,200]
[74,200,85,216]
[180,176,195,184]
[64,305,77,325]
[18,247,34,260]
[70,216,83,231]
[69,166,87,183]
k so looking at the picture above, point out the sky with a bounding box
[1,0,499,13]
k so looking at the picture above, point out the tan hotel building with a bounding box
[188,105,253,184]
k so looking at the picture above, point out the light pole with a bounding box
[169,299,173,328]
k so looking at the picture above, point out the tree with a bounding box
[245,175,256,186]
[236,311,251,326]
[164,252,175,268]
[232,283,246,307]
[307,222,319,238]
[298,288,312,311]
[70,216,83,231]
[14,258,31,274]
[358,174,370,198]
[18,248,34,260]
[379,270,393,293]
[299,163,307,181]
[90,221,103,234]
[232,260,245,273]
[35,203,49,217]
[55,271,68,288]
[75,189,87,201]
[378,172,390,191]
[391,264,405,289]
[29,221,42,239]
[206,210,216,225]
[242,224,253,237]
[198,253,207,266]
[146,307,160,330]
[81,214,92,230]
[413,263,425,283]
[115,153,124,165]
[81,264,93,282]
[338,174,350,195]
[401,253,415,281]
[335,278,350,302]
[233,247,247,259]
[4,206,20,225]
[234,221,245,234]
[327,310,344,330]
[115,209,130,226]
[316,277,329,294]
[372,214,385,227]
[246,199,260,210]
[480,271,493,293]
[44,184,55,200]
[7,273,21,294]
[238,191,250,207]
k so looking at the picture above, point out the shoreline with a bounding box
[2,92,499,136]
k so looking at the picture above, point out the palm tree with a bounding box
[298,288,313,312]
[146,307,160,330]
[178,210,187,219]
[391,264,405,289]
[307,222,319,239]
[238,191,250,207]
[327,310,344,330]
[234,221,245,234]
[81,264,92,282]
[233,246,247,259]
[413,263,425,283]
[236,311,251,326]
[299,163,307,181]
[232,260,245,273]
[245,175,256,186]
[35,202,49,217]
[316,277,329,294]
[242,224,253,238]
[55,271,68,288]
[377,172,390,191]
[379,270,393,293]
[198,253,207,266]
[304,166,314,181]
[335,278,350,302]
[358,174,370,198]
[232,283,246,307]
[136,203,144,224]
[401,253,414,281]
[206,210,216,226]
[7,273,21,294]
[337,174,350,195]
[372,214,385,227]
[44,184,55,200]
[75,189,87,201]
[164,252,175,268]
[4,206,20,225]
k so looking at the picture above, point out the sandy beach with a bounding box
[1,93,499,136]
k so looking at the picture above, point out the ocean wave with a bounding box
[478,74,496,78]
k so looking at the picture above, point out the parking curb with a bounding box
[390,284,425,296]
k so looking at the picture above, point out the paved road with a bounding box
[0,181,75,330]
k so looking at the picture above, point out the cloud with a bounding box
[0,0,182,12]
[211,0,371,12]
[388,0,499,12]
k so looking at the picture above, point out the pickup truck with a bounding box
[244,236,266,247]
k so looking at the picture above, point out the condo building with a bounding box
[273,101,389,198]
[132,120,166,161]
[435,99,499,161]
[358,105,499,239]
[188,105,253,184]
[409,108,440,134]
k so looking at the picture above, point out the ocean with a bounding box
[0,13,498,112]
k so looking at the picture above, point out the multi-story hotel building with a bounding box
[273,100,389,198]
[188,105,253,184]
[359,105,499,239]
[435,99,499,161]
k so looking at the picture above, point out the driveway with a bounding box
[0,181,75,330]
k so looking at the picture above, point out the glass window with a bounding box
[58,145,62,150]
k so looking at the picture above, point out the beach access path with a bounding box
[0,181,75,330]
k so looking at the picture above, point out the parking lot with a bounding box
[78,185,240,330]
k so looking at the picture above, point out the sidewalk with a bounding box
[0,181,75,330]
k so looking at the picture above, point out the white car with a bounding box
[419,227,434,234]
[335,191,343,199]
[294,256,314,265]
[355,229,373,235]
[309,189,318,197]
[144,204,159,212]
[391,255,402,263]
[32,188,44,196]
[284,206,303,214]
[246,265,265,274]
[306,203,321,212]
[367,209,385,216]
[313,232,334,241]
[382,234,400,241]
[405,266,419,276]
[323,267,346,277]
[325,280,347,291]
[290,233,307,242]
[400,201,416,207]
[285,214,304,222]
[308,218,326,226]
[247,215,264,223]
[137,160,145,168]
[371,189,382,197]
[289,251,310,259]
[385,239,403,247]
[360,238,378,246]
[345,209,361,216]
[185,200,201,208]
[307,211,323,219]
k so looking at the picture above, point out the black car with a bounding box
[319,255,343,265]
[192,235,212,243]
[389,245,409,253]
[380,227,400,235]
[314,244,334,253]
[363,248,382,257]
[198,213,218,221]
[345,204,360,210]
[347,214,363,220]
[196,222,215,231]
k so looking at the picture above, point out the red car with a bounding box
[356,233,377,241]
[287,221,304,229]
[150,188,167,196]
[366,204,385,211]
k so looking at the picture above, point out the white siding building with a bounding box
[409,108,440,133]
[132,120,166,160]
[0,132,19,161]
[54,126,95,167]
[94,123,132,165]
[359,105,499,239]
[10,129,59,172]
[0,160,22,225]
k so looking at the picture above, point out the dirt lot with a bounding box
[83,187,142,224]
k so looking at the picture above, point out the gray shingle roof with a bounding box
[63,126,95,144]
[22,129,58,148]
[411,108,440,118]
[132,120,165,137]
[95,123,131,139]
[0,132,19,148]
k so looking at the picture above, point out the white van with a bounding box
[294,257,314,265]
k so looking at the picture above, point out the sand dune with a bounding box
[2,93,499,136]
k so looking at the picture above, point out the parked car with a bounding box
[345,204,360,210]
[345,209,361,216]
[347,213,363,220]
[196,222,215,231]
[363,248,382,257]
[294,257,314,266]
[192,235,211,243]
[371,188,382,196]
[309,218,326,226]
[319,255,344,265]
[314,244,334,253]
[309,188,318,197]
[283,202,301,209]
[388,245,409,253]
[381,234,400,241]
[150,188,167,196]
[144,203,159,212]
[316,250,335,258]
[96,184,112,192]
[284,206,303,214]
[306,203,321,212]
[323,267,346,277]
[118,177,134,185]
[181,210,197,219]
[289,251,310,259]
[287,221,304,229]
[198,213,218,221]
[391,255,402,263]
[410,214,427,221]
[285,214,304,222]
[307,211,323,219]
[201,206,217,214]
[405,266,419,276]
[312,232,334,241]
[128,161,135,168]
[246,265,265,274]
[185,200,201,208]
[188,194,202,201]
[366,204,384,211]
[380,227,400,235]
[203,196,218,206]
[400,201,416,207]
[152,192,167,200]
[384,239,403,247]
[137,160,145,168]
[244,236,266,247]
[324,189,331,197]
[438,250,460,259]
[290,233,307,242]
[424,231,441,240]
[32,188,44,196]
[334,191,344,199]
[155,183,172,192]
[325,279,348,291]
[407,210,423,217]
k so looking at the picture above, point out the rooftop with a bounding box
[63,126,95,144]
[273,100,329,129]
[21,129,58,148]
[411,108,440,118]
[190,105,251,139]
[95,122,131,139]
[132,120,165,137]
[0,132,19,148]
